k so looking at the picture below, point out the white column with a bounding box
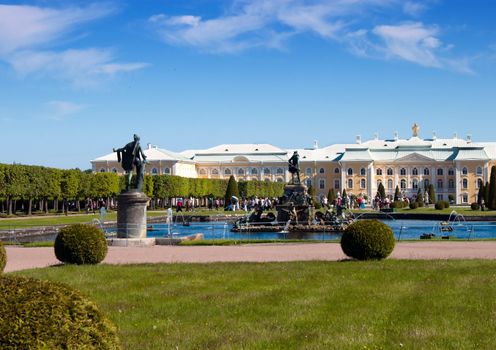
[455,161,461,204]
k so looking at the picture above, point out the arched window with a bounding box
[224,168,232,175]
[151,168,158,175]
[251,168,258,175]
[400,179,406,189]
[400,168,406,176]
[347,179,353,189]
[476,167,483,176]
[376,168,383,176]
[462,193,468,203]
[437,168,443,176]
[387,179,393,190]
[319,168,325,174]
[237,168,244,175]
[412,179,418,189]
[412,168,418,176]
[424,179,430,189]
[211,169,219,175]
[424,168,430,176]
[477,178,483,188]
[263,168,271,175]
[306,179,312,187]
[347,168,353,176]
[448,168,454,176]
[164,167,171,174]
[319,179,325,189]
[448,179,454,189]
[276,168,284,175]
[111,168,117,173]
[99,168,106,172]
[462,178,468,189]
[199,168,207,175]
[334,167,340,174]
[306,168,312,175]
[360,168,366,176]
[462,167,468,175]
[437,179,443,189]
[334,179,340,189]
[360,179,366,189]
[387,168,393,176]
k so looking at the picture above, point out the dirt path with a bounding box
[5,241,496,273]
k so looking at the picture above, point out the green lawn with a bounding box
[15,260,496,349]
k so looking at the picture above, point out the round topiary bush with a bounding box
[0,241,6,273]
[54,224,108,264]
[471,202,480,210]
[0,275,121,349]
[341,220,395,260]
[409,202,419,210]
[434,202,444,210]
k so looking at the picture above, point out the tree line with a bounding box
[0,164,286,215]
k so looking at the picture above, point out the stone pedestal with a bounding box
[117,190,149,238]
[276,183,313,224]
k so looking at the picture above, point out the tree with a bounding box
[308,185,317,205]
[327,188,336,204]
[477,183,484,209]
[224,175,239,206]
[428,184,436,204]
[394,186,401,201]
[377,182,386,200]
[416,188,423,204]
[484,181,490,207]
[488,166,496,210]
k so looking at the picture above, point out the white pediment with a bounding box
[395,152,434,163]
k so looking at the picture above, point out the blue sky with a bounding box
[1,0,495,169]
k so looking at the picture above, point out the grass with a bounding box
[14,260,496,349]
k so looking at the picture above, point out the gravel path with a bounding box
[5,241,496,273]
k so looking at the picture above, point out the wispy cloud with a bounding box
[0,3,148,86]
[149,0,471,73]
[45,100,85,121]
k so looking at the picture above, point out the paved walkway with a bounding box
[5,241,496,273]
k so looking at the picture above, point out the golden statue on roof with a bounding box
[412,123,420,137]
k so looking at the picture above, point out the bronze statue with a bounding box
[113,134,147,191]
[288,151,300,184]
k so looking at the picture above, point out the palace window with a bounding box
[238,168,244,175]
[276,177,284,182]
[437,194,444,202]
[462,179,468,189]
[412,168,418,176]
[151,168,158,175]
[111,168,117,173]
[400,179,406,190]
[251,168,258,175]
[387,179,393,190]
[306,179,312,187]
[387,168,393,176]
[462,193,468,203]
[99,168,106,172]
[334,179,340,189]
[448,168,455,176]
[347,168,353,176]
[306,168,312,175]
[334,167,340,174]
[211,169,219,175]
[347,179,353,189]
[400,168,406,176]
[263,168,271,175]
[476,167,483,176]
[376,168,383,176]
[360,179,366,189]
[424,179,430,189]
[319,179,325,189]
[360,168,366,176]
[164,168,171,174]
[319,168,325,174]
[462,167,468,175]
[199,168,207,175]
[412,179,418,189]
[276,168,284,175]
[424,168,430,176]
[448,179,455,189]
[224,168,232,175]
[437,168,443,176]
[437,179,443,189]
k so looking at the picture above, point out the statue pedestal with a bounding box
[276,183,313,225]
[117,190,149,239]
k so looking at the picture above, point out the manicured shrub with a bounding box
[54,224,108,264]
[0,275,120,349]
[471,202,480,210]
[409,202,419,210]
[340,220,395,260]
[390,201,407,209]
[435,200,450,210]
[0,241,6,273]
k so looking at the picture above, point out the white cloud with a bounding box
[0,3,148,86]
[46,100,85,120]
[403,2,426,16]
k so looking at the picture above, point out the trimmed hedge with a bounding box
[0,241,5,273]
[54,224,108,265]
[390,201,407,209]
[0,275,120,349]
[471,202,480,210]
[435,200,450,210]
[409,202,419,210]
[340,220,395,260]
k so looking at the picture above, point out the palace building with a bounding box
[91,125,496,205]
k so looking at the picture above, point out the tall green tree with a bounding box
[327,188,336,204]
[224,175,239,206]
[488,166,496,210]
[428,184,436,204]
[394,185,401,201]
[484,181,490,207]
[377,182,386,200]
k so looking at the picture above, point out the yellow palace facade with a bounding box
[92,125,496,205]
